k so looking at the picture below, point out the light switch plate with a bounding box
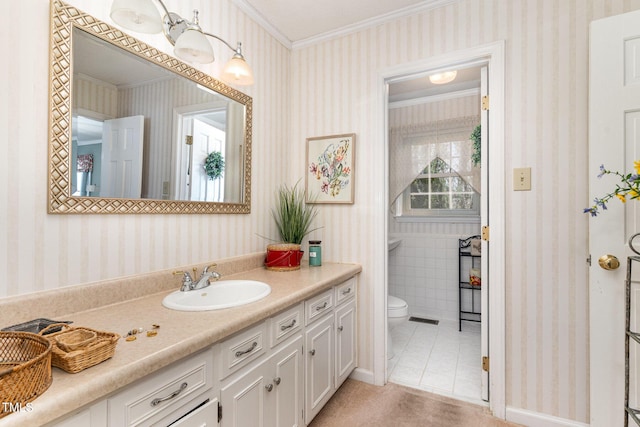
[514,167,531,191]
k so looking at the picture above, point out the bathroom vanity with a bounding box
[0,260,360,427]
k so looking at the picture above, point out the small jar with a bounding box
[309,240,322,266]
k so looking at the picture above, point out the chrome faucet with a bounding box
[193,264,221,290]
[173,264,221,292]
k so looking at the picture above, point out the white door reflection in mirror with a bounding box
[191,117,225,202]
[175,104,229,202]
[100,115,144,198]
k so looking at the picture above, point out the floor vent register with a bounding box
[408,316,439,325]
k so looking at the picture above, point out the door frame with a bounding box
[376,40,506,418]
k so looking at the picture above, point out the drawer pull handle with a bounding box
[309,349,316,356]
[235,341,258,357]
[315,302,328,311]
[341,288,352,295]
[274,377,281,385]
[337,326,344,332]
[280,319,297,331]
[150,382,187,407]
[265,383,273,392]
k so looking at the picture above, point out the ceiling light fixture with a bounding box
[110,0,254,85]
[429,70,457,85]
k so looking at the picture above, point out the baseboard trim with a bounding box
[349,368,375,385]
[506,407,589,427]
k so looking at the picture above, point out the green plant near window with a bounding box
[272,181,319,244]
[204,151,224,180]
[470,124,481,166]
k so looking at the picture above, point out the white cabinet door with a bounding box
[50,401,107,427]
[220,364,268,427]
[267,336,303,427]
[220,336,303,427]
[304,314,334,424]
[335,299,357,388]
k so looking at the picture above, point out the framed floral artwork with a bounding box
[306,133,356,204]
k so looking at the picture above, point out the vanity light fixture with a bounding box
[429,70,457,85]
[110,0,254,85]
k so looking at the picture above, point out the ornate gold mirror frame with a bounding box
[48,0,252,214]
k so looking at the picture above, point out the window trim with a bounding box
[395,158,480,219]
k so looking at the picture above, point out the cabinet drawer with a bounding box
[107,349,213,427]
[163,397,218,427]
[335,277,356,305]
[269,302,303,348]
[219,322,266,379]
[305,289,333,325]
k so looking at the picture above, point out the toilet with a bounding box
[387,295,409,359]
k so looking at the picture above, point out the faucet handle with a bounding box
[173,271,194,291]
[172,270,191,279]
[203,263,217,273]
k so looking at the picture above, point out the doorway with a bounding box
[379,41,506,418]
[386,64,485,404]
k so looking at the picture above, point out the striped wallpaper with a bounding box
[289,0,640,423]
[1,0,290,295]
[3,0,640,424]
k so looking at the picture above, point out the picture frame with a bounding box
[306,133,356,204]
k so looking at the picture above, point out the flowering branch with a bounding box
[584,161,640,216]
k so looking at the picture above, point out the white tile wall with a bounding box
[389,231,480,322]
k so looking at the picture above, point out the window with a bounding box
[399,155,479,218]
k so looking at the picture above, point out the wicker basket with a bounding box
[55,329,97,352]
[0,332,52,418]
[39,324,120,374]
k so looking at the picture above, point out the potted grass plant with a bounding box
[265,181,319,271]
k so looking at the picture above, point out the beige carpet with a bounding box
[309,379,522,427]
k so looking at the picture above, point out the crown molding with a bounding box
[292,0,457,50]
[231,0,294,49]
[231,0,457,51]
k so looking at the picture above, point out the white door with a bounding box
[190,118,226,202]
[589,10,640,426]
[480,65,489,402]
[100,115,144,198]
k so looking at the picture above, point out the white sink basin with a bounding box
[162,280,271,311]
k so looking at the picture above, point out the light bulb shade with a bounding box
[110,0,163,34]
[174,29,215,63]
[429,70,457,84]
[222,56,255,86]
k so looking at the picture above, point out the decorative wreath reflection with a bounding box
[204,151,225,181]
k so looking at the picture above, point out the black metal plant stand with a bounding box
[459,235,481,331]
[626,233,640,426]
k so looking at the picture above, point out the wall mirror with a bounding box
[48,0,252,214]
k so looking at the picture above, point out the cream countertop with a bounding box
[0,262,361,427]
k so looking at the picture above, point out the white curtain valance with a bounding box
[389,115,480,208]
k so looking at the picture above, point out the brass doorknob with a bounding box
[598,254,620,270]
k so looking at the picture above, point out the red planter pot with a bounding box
[265,244,303,271]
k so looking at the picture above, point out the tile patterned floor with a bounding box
[388,318,484,406]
